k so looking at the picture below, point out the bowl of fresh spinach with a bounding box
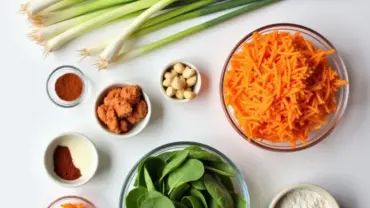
[119,141,250,208]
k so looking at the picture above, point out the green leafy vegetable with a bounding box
[144,167,156,191]
[232,193,248,208]
[173,201,188,208]
[125,187,148,208]
[188,149,222,162]
[204,174,234,208]
[191,177,206,190]
[167,159,204,192]
[209,198,221,208]
[157,151,177,163]
[135,157,165,187]
[126,145,246,208]
[141,194,175,208]
[182,196,203,208]
[190,187,208,208]
[205,162,237,177]
[213,174,235,192]
[170,183,191,201]
[160,150,189,181]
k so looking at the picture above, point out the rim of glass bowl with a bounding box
[47,195,96,208]
[46,65,88,108]
[119,141,250,208]
[219,23,349,152]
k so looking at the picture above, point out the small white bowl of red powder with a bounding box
[46,65,88,108]
[44,132,99,188]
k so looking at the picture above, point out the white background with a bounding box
[1,0,369,207]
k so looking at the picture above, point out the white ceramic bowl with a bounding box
[44,132,99,188]
[160,60,202,103]
[269,184,339,208]
[95,83,152,139]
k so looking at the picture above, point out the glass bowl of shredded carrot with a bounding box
[220,23,349,151]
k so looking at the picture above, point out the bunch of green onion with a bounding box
[21,0,278,69]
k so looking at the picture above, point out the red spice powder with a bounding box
[53,145,81,180]
[55,73,83,101]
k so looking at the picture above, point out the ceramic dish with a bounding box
[269,184,339,208]
[160,60,202,103]
[119,141,250,208]
[46,65,89,108]
[220,23,349,152]
[95,83,152,138]
[48,195,96,208]
[44,132,99,188]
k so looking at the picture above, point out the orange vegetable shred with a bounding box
[223,31,348,146]
[61,203,85,208]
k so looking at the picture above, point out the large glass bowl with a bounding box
[220,23,349,152]
[119,141,250,208]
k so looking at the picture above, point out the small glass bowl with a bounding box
[48,195,96,208]
[119,141,250,208]
[220,23,350,152]
[46,65,89,108]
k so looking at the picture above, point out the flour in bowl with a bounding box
[276,188,331,208]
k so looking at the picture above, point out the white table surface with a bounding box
[1,0,369,207]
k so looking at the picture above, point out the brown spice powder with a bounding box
[55,73,83,101]
[53,145,81,180]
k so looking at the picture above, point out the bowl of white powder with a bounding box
[269,184,339,208]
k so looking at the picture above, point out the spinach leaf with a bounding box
[231,193,247,208]
[205,162,237,177]
[125,187,148,208]
[173,201,188,208]
[167,159,204,192]
[157,151,177,163]
[190,187,208,208]
[213,174,234,192]
[182,196,203,208]
[191,177,206,190]
[204,174,234,208]
[135,157,165,187]
[169,183,191,201]
[188,149,222,162]
[140,194,175,208]
[208,198,221,208]
[160,150,189,181]
[144,167,156,191]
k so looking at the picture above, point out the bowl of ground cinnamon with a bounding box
[46,65,88,108]
[44,132,98,188]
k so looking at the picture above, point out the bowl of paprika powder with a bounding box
[46,65,88,108]
[44,132,99,188]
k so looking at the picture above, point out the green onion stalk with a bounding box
[23,0,63,16]
[41,0,87,14]
[98,0,181,69]
[31,0,136,26]
[81,0,260,58]
[44,0,157,53]
[113,0,278,66]
[30,7,118,43]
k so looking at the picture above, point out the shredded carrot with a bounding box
[224,31,348,146]
[61,203,85,208]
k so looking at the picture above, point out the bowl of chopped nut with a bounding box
[95,83,151,138]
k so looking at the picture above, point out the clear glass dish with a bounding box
[46,65,89,108]
[48,195,96,208]
[119,141,250,208]
[220,23,350,152]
